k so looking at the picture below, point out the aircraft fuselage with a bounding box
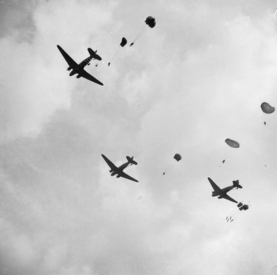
[212,185,235,197]
[69,56,94,76]
[110,161,131,176]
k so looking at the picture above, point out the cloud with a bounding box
[1,0,277,275]
[0,0,113,144]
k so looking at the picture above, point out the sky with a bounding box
[1,0,277,274]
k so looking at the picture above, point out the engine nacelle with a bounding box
[67,67,71,71]
[116,175,120,178]
[76,74,81,78]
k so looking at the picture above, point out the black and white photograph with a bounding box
[0,0,277,274]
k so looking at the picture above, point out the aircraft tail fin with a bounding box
[233,180,242,189]
[126,156,138,165]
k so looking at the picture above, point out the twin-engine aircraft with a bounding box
[101,154,138,182]
[57,45,103,86]
[208,177,242,203]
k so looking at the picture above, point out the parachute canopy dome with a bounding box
[120,37,127,47]
[174,154,182,161]
[145,16,156,28]
[261,102,275,114]
[225,138,240,148]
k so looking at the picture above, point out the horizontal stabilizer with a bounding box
[88,48,102,60]
[233,180,242,189]
[88,48,95,55]
[126,156,138,165]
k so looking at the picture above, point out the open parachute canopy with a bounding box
[174,153,182,161]
[261,102,275,114]
[225,138,240,148]
[120,37,127,47]
[145,16,156,28]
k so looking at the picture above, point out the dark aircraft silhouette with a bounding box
[208,178,242,203]
[101,154,138,182]
[57,45,103,86]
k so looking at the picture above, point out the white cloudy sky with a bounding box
[1,0,277,274]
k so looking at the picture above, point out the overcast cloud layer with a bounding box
[1,0,277,274]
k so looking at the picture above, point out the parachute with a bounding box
[120,37,127,47]
[145,16,156,28]
[225,138,240,148]
[261,102,275,114]
[163,153,182,175]
[130,16,156,46]
[221,140,239,168]
[174,153,182,161]
[227,202,250,222]
[108,37,128,66]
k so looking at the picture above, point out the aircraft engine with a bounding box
[67,66,71,71]
[77,74,81,78]
[116,175,120,178]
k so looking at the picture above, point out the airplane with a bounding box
[101,154,138,182]
[208,177,242,203]
[57,45,103,86]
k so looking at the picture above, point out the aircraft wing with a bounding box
[57,45,78,69]
[101,154,117,170]
[222,194,238,204]
[119,171,138,182]
[79,69,104,86]
[208,177,221,192]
